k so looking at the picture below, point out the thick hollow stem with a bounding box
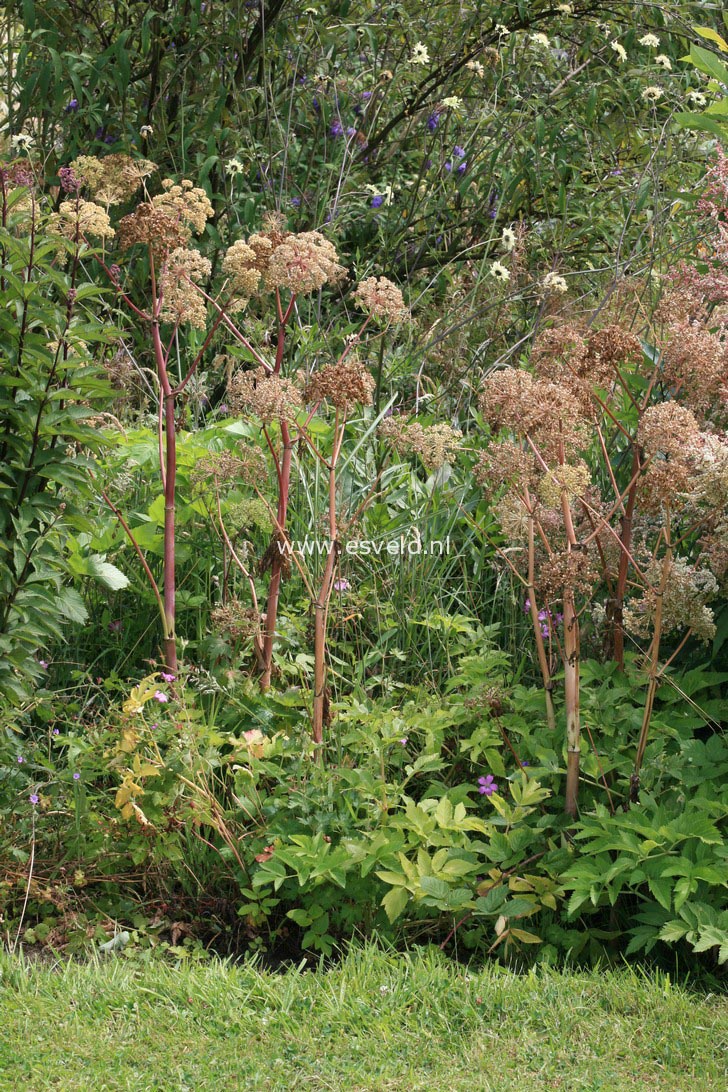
[635,522,672,777]
[152,319,178,674]
[527,512,556,731]
[563,585,580,817]
[260,421,292,690]
[611,447,641,669]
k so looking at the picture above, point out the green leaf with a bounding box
[56,586,89,625]
[86,556,130,591]
[694,27,728,53]
[382,885,409,923]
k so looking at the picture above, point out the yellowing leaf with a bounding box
[695,26,728,53]
[510,928,543,944]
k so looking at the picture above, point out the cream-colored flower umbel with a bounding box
[639,33,660,48]
[686,90,707,108]
[490,260,510,282]
[610,40,627,63]
[410,42,430,65]
[654,54,672,71]
[530,33,551,50]
[642,86,663,103]
[542,271,568,294]
[441,96,464,111]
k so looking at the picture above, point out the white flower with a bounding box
[441,96,463,111]
[10,134,34,153]
[542,271,568,293]
[364,183,394,205]
[530,33,551,50]
[610,41,627,63]
[654,54,672,71]
[226,157,245,176]
[494,24,510,37]
[686,90,707,108]
[410,42,430,65]
[642,86,663,103]
[139,125,153,138]
[501,226,516,252]
[490,260,510,282]
[466,60,485,78]
[557,3,573,12]
[639,33,660,48]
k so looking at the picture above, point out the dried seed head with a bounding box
[353,276,409,322]
[304,358,375,410]
[379,417,461,469]
[210,600,261,640]
[537,462,592,507]
[70,154,156,205]
[264,231,346,295]
[662,321,727,419]
[153,178,214,234]
[49,198,115,240]
[190,445,268,490]
[624,558,718,643]
[222,240,263,298]
[118,202,190,255]
[228,366,303,423]
[474,440,534,497]
[159,248,211,329]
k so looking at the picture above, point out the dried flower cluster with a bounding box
[380,417,461,469]
[71,154,156,205]
[479,367,588,459]
[159,248,211,329]
[227,366,303,423]
[50,198,115,241]
[190,445,267,490]
[304,359,375,410]
[353,276,409,322]
[624,558,718,643]
[264,231,346,295]
[210,600,261,640]
[222,240,263,298]
[153,179,214,235]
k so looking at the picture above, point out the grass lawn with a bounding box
[0,944,725,1091]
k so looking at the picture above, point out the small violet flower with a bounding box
[370,194,385,208]
[17,756,24,764]
[160,672,176,683]
[426,112,440,132]
[39,660,49,669]
[73,772,80,781]
[477,774,498,796]
[30,794,39,805]
[154,690,169,703]
[333,578,350,592]
[453,145,466,159]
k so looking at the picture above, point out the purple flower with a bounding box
[30,794,39,805]
[291,196,301,207]
[399,737,408,746]
[524,598,531,613]
[52,728,60,736]
[346,126,357,137]
[39,660,49,670]
[312,96,320,113]
[108,619,122,633]
[150,723,158,730]
[17,756,24,764]
[154,690,169,703]
[426,112,440,132]
[453,145,465,158]
[160,672,175,683]
[425,158,433,169]
[457,161,467,174]
[555,612,564,624]
[330,120,344,137]
[477,774,498,796]
[538,609,549,621]
[371,195,385,208]
[541,624,549,637]
[333,578,350,592]
[65,99,78,113]
[73,772,80,781]
[361,91,372,100]
[444,161,452,172]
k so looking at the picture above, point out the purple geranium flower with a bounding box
[154,690,169,703]
[477,774,498,796]
[333,578,350,592]
[160,672,175,683]
[371,194,385,208]
[30,794,39,805]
